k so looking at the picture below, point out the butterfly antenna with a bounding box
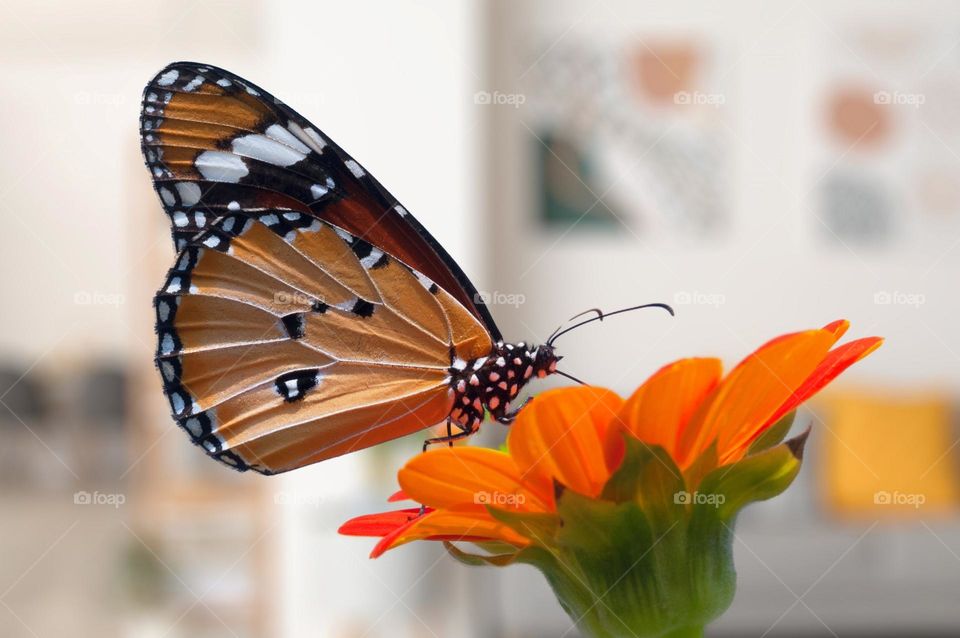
[554,370,589,386]
[546,302,674,347]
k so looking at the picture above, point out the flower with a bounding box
[340,320,881,637]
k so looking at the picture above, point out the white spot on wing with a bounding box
[360,248,384,269]
[175,182,202,206]
[172,211,188,227]
[265,123,311,154]
[344,159,365,178]
[161,333,175,354]
[414,271,435,291]
[303,126,327,153]
[232,134,306,168]
[195,151,249,183]
[183,416,202,437]
[260,213,279,226]
[216,78,232,87]
[284,379,299,398]
[310,183,329,199]
[183,75,204,92]
[157,69,179,86]
[159,187,175,207]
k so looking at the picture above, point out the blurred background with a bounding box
[0,0,957,636]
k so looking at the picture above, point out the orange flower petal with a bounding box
[676,326,842,467]
[614,358,723,459]
[507,386,623,498]
[373,508,529,557]
[822,319,850,339]
[387,489,409,503]
[339,507,428,537]
[398,446,551,512]
[721,335,883,463]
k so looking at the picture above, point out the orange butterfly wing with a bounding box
[141,61,501,341]
[155,212,491,474]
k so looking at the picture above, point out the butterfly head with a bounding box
[531,343,561,379]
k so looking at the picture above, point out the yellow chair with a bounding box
[818,390,959,518]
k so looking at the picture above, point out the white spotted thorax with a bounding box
[447,341,560,430]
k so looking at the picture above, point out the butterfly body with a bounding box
[142,62,561,475]
[448,342,559,430]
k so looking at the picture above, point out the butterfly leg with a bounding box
[495,397,533,425]
[422,419,478,453]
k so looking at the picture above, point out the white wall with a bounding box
[487,0,959,397]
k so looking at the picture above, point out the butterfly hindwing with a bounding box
[140,61,501,341]
[155,211,492,474]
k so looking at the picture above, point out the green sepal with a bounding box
[695,428,809,523]
[540,486,730,637]
[485,506,560,547]
[682,440,718,492]
[442,541,523,567]
[747,410,796,455]
[601,434,686,533]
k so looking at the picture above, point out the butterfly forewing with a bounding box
[155,211,491,474]
[140,61,500,340]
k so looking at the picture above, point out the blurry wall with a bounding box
[1,1,959,637]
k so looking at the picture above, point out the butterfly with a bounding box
[141,61,670,475]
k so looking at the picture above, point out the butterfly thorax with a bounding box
[448,342,559,430]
